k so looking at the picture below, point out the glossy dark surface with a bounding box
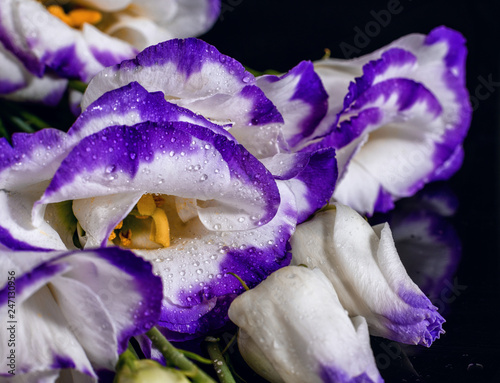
[201,1,500,382]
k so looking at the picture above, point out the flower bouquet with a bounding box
[0,1,475,382]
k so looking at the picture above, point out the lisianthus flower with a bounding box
[228,266,383,383]
[290,202,445,347]
[81,38,337,223]
[311,26,471,215]
[0,0,220,104]
[0,73,323,339]
[0,247,162,382]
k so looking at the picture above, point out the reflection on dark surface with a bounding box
[371,183,462,315]
[370,183,464,382]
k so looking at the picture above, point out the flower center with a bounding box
[47,5,102,29]
[109,194,171,249]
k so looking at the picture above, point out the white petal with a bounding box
[0,187,67,251]
[0,285,95,380]
[228,266,382,383]
[72,192,143,248]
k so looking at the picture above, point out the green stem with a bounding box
[227,272,249,291]
[146,327,216,383]
[178,349,213,365]
[7,102,51,130]
[9,115,35,133]
[206,337,236,383]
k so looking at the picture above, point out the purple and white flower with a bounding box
[228,266,383,383]
[0,247,162,381]
[82,38,337,223]
[290,203,445,347]
[312,26,471,215]
[0,0,220,104]
[0,50,337,339]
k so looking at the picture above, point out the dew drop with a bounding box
[105,165,116,173]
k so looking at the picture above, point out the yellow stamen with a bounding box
[135,194,171,247]
[150,208,170,247]
[68,8,102,27]
[47,5,102,29]
[108,220,123,241]
[137,194,157,216]
[47,5,72,25]
[119,229,132,247]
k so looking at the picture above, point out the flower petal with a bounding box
[80,0,133,12]
[0,129,69,191]
[105,13,174,52]
[290,203,445,346]
[36,122,280,233]
[256,61,328,149]
[0,285,96,380]
[0,41,29,94]
[81,38,283,136]
[138,181,296,339]
[315,27,471,215]
[1,252,94,379]
[51,248,163,356]
[0,0,135,83]
[0,247,162,379]
[228,266,383,383]
[0,70,67,106]
[82,24,138,69]
[332,158,390,214]
[71,81,233,143]
[145,0,221,38]
[0,187,67,251]
[72,192,143,248]
[261,148,337,223]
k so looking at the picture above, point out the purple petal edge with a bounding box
[320,364,383,383]
[0,226,54,251]
[91,247,163,354]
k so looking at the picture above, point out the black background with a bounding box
[201,1,500,382]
